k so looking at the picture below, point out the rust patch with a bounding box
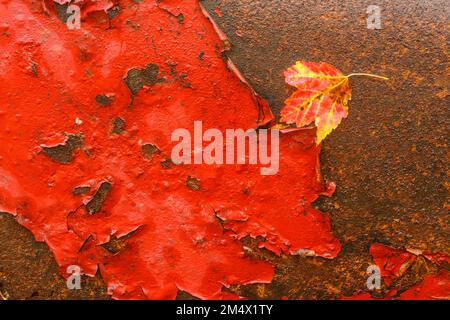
[72,186,91,196]
[85,181,112,215]
[41,133,84,164]
[124,64,162,95]
[186,175,201,191]
[111,117,125,134]
[95,94,114,106]
[141,143,160,159]
[101,228,140,254]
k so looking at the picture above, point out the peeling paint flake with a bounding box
[342,243,450,300]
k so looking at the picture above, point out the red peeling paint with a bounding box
[397,270,450,300]
[0,0,341,299]
[342,244,450,300]
[370,243,417,286]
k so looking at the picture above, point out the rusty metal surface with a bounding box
[0,0,448,299]
[0,213,109,299]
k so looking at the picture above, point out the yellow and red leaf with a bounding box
[281,60,387,144]
[281,61,352,144]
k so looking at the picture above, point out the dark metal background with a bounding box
[0,0,448,299]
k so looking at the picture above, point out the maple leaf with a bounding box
[280,61,388,144]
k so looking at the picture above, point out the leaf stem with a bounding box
[346,73,389,80]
